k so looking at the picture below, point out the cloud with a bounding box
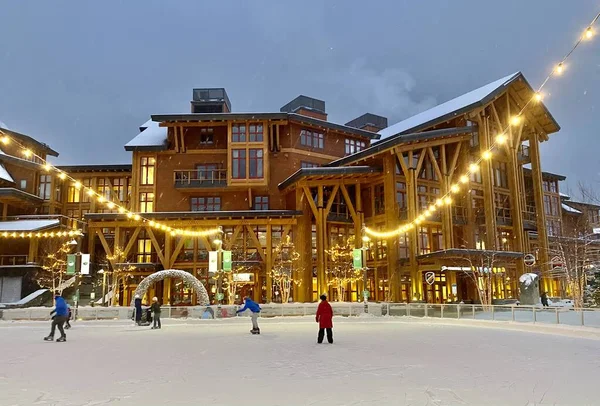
[323,58,437,124]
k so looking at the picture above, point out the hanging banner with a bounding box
[80,254,90,275]
[209,251,218,273]
[66,254,77,275]
[352,249,363,269]
[222,251,232,271]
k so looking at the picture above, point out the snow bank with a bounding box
[519,272,538,287]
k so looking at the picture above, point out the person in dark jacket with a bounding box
[44,294,68,342]
[150,297,161,329]
[541,292,549,307]
[134,295,143,325]
[236,297,261,334]
[65,304,72,329]
[316,294,333,344]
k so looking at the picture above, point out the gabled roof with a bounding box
[378,72,560,140]
[326,126,475,168]
[278,166,382,191]
[0,126,59,157]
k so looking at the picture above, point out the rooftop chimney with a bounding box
[280,95,327,121]
[191,88,231,113]
[345,113,388,133]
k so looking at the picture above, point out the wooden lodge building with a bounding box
[1,72,596,306]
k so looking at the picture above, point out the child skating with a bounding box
[316,294,333,344]
[236,297,261,334]
[150,297,161,329]
[44,293,69,342]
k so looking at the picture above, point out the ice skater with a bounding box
[44,293,68,342]
[134,295,143,325]
[151,297,161,329]
[65,303,72,329]
[236,297,261,334]
[316,294,333,344]
[541,292,549,307]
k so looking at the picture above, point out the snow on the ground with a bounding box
[0,318,599,406]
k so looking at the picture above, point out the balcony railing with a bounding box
[0,255,32,266]
[518,144,531,162]
[174,169,227,188]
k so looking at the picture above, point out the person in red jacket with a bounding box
[316,294,333,344]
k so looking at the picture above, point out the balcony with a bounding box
[174,169,227,189]
[518,144,531,163]
[0,255,38,267]
[523,205,537,230]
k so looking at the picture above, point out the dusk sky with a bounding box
[0,1,599,193]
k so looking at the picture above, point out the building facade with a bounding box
[2,72,590,306]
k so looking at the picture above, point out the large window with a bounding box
[67,182,81,203]
[419,226,443,255]
[137,236,152,263]
[546,219,562,237]
[38,175,51,200]
[249,123,263,142]
[82,179,91,202]
[345,139,366,155]
[232,124,246,142]
[374,184,385,215]
[398,232,409,259]
[493,161,508,189]
[232,149,246,179]
[590,210,600,225]
[140,157,156,185]
[396,181,407,213]
[249,149,264,178]
[543,180,558,193]
[300,129,324,149]
[139,192,154,213]
[544,194,560,217]
[418,185,440,211]
[254,196,269,210]
[191,197,221,211]
[97,179,111,200]
[112,178,127,202]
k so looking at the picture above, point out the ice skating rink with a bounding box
[1,317,599,406]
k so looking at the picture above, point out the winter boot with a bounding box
[255,328,260,335]
[43,336,54,341]
[56,336,66,342]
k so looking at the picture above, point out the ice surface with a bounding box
[1,318,599,405]
[378,72,520,140]
[519,272,538,287]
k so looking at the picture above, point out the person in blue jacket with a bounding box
[236,297,261,334]
[44,293,69,342]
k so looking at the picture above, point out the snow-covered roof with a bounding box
[0,163,14,183]
[562,203,582,214]
[124,120,168,151]
[0,219,60,232]
[378,72,521,140]
[559,192,571,200]
[0,120,9,130]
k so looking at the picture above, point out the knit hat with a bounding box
[320,294,327,301]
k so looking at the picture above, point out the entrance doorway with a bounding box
[423,272,447,303]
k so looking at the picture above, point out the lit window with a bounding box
[67,182,80,203]
[140,157,156,185]
[139,192,154,213]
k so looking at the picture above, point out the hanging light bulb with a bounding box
[58,172,67,180]
[107,202,115,209]
[534,92,543,102]
[469,163,479,172]
[496,134,508,144]
[450,184,460,193]
[0,136,9,145]
[510,116,521,126]
[444,196,452,205]
[74,181,82,189]
[43,163,52,172]
[482,150,493,160]
[459,175,469,184]
[585,27,593,39]
[22,149,32,158]
[555,62,564,74]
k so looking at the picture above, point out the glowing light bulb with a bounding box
[459,175,469,184]
[74,181,82,189]
[444,196,452,205]
[107,202,115,209]
[436,198,444,207]
[126,212,133,219]
[0,136,9,145]
[555,63,564,74]
[23,149,32,158]
[510,116,521,126]
[496,134,508,144]
[450,184,460,193]
[482,150,492,160]
[149,221,156,227]
[585,27,593,39]
[59,172,67,180]
[97,196,105,203]
[534,92,543,102]
[469,163,479,172]
[118,207,126,214]
[43,163,52,172]
[133,214,141,221]
[429,204,436,212]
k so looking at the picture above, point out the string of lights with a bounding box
[364,11,600,240]
[0,230,83,239]
[0,131,222,239]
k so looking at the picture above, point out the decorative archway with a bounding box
[131,269,210,306]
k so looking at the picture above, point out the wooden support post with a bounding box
[479,113,497,249]
[529,132,551,291]
[383,154,400,302]
[165,232,172,269]
[265,225,273,303]
[28,238,39,263]
[316,186,326,297]
[1,202,7,220]
[297,187,314,301]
